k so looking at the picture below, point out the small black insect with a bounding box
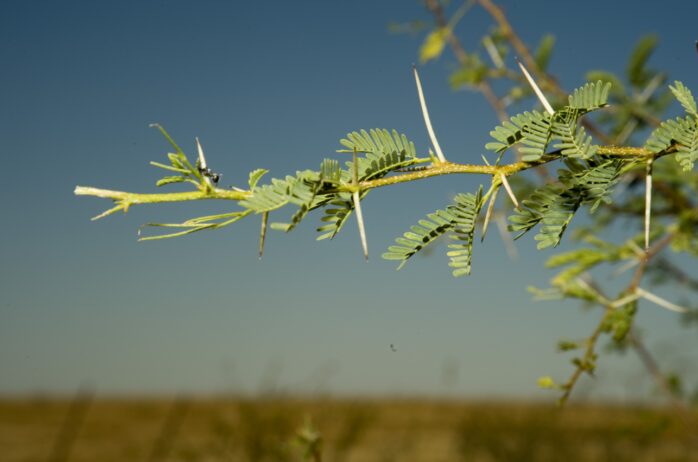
[198,166,221,185]
[390,344,397,352]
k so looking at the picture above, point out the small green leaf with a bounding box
[150,161,190,174]
[150,123,185,155]
[419,27,449,63]
[156,176,187,187]
[537,376,558,389]
[248,168,269,189]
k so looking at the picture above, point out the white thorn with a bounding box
[196,137,212,187]
[413,66,447,163]
[353,191,368,260]
[636,287,689,313]
[516,58,554,115]
[499,173,519,209]
[645,159,653,250]
[196,137,207,169]
[610,293,640,308]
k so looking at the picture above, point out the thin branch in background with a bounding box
[653,257,698,291]
[644,158,654,250]
[627,330,687,412]
[476,0,611,144]
[477,0,541,82]
[424,0,510,123]
[559,233,684,405]
[48,386,94,462]
[413,66,447,163]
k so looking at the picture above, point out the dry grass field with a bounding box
[1,396,697,461]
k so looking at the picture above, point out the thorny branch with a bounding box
[422,0,692,406]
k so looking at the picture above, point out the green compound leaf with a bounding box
[669,80,697,117]
[316,193,359,241]
[567,80,611,112]
[383,186,483,277]
[486,110,551,161]
[139,210,251,241]
[486,81,611,161]
[509,159,621,248]
[315,129,419,241]
[645,116,698,171]
[551,117,598,159]
[447,187,483,277]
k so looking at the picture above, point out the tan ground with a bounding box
[1,396,697,461]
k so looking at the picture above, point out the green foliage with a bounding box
[508,159,621,249]
[149,124,205,188]
[485,110,551,161]
[383,187,483,277]
[567,81,611,112]
[645,116,698,171]
[551,115,597,159]
[669,80,698,116]
[486,81,609,161]
[449,54,489,87]
[76,5,698,406]
[314,129,420,240]
[585,35,671,144]
[316,194,357,241]
[643,80,698,171]
[140,211,251,241]
[603,299,638,343]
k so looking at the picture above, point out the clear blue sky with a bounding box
[1,0,697,400]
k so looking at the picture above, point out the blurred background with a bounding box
[2,0,698,460]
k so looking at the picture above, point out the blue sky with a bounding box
[1,0,697,399]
